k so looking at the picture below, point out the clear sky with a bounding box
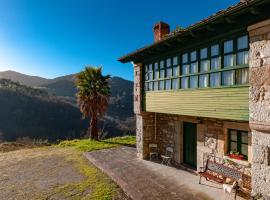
[0,0,239,81]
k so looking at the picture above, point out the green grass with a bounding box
[58,136,136,152]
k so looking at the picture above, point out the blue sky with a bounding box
[0,0,238,81]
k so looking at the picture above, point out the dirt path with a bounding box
[0,147,128,200]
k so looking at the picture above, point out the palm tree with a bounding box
[76,66,110,140]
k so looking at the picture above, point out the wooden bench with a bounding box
[199,157,251,199]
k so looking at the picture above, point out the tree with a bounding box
[76,67,110,140]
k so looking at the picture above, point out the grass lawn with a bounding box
[58,136,136,152]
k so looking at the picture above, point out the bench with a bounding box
[199,157,251,199]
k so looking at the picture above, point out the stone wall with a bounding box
[248,19,270,196]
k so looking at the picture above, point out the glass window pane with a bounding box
[160,60,164,69]
[190,76,198,88]
[230,142,237,151]
[145,72,149,81]
[155,71,159,79]
[222,70,234,86]
[200,60,209,72]
[241,144,248,157]
[224,54,234,67]
[166,68,172,77]
[182,53,188,64]
[236,68,249,85]
[166,58,171,67]
[211,44,219,57]
[144,82,148,91]
[165,79,171,90]
[199,74,208,88]
[149,64,153,71]
[149,71,153,80]
[224,40,233,53]
[181,77,188,89]
[191,51,197,62]
[154,62,158,70]
[210,72,220,87]
[173,66,179,77]
[173,56,178,65]
[200,48,208,59]
[237,35,248,50]
[182,64,189,75]
[160,69,165,78]
[172,78,179,89]
[149,82,153,91]
[241,132,248,144]
[190,62,198,74]
[154,81,158,91]
[159,80,164,90]
[145,65,148,72]
[211,57,220,70]
[237,51,249,65]
[230,130,237,141]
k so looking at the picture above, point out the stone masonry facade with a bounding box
[248,19,270,196]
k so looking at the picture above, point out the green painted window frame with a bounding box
[228,129,248,160]
[144,33,249,92]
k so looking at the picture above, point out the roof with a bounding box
[118,0,270,63]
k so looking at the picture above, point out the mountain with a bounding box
[0,70,135,141]
[0,70,49,86]
[0,79,88,141]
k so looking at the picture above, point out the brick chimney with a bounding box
[153,21,170,42]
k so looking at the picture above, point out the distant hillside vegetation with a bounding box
[0,71,135,141]
[0,79,87,141]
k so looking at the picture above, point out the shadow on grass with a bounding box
[102,141,136,148]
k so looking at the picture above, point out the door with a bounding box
[183,122,197,168]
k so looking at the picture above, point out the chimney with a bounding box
[153,21,170,42]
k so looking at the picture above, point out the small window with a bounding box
[160,69,165,78]
[191,51,197,62]
[200,60,209,72]
[211,57,220,70]
[182,64,189,75]
[211,44,219,57]
[224,40,233,53]
[148,82,153,91]
[210,72,220,87]
[181,77,189,89]
[153,81,158,91]
[222,70,234,86]
[155,70,159,79]
[165,79,171,90]
[224,54,234,67]
[236,68,249,85]
[199,74,208,88]
[173,66,179,77]
[159,80,164,90]
[190,62,198,74]
[154,62,159,70]
[166,68,172,77]
[166,58,171,67]
[237,51,249,65]
[200,48,208,59]
[228,129,248,160]
[190,76,198,88]
[182,53,188,64]
[172,78,179,89]
[237,35,248,50]
[144,82,149,91]
[173,56,178,65]
[160,60,165,69]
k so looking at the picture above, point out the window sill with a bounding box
[223,156,250,167]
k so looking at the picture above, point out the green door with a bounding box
[183,122,197,168]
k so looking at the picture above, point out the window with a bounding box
[190,76,198,88]
[228,129,248,160]
[144,34,249,92]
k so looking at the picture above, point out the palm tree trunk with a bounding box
[90,113,99,140]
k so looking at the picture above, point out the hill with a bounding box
[0,71,135,141]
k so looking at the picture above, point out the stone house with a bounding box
[119,0,270,196]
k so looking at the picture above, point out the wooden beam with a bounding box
[206,25,217,32]
[226,17,237,24]
[189,30,198,38]
[164,42,171,47]
[250,7,260,15]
